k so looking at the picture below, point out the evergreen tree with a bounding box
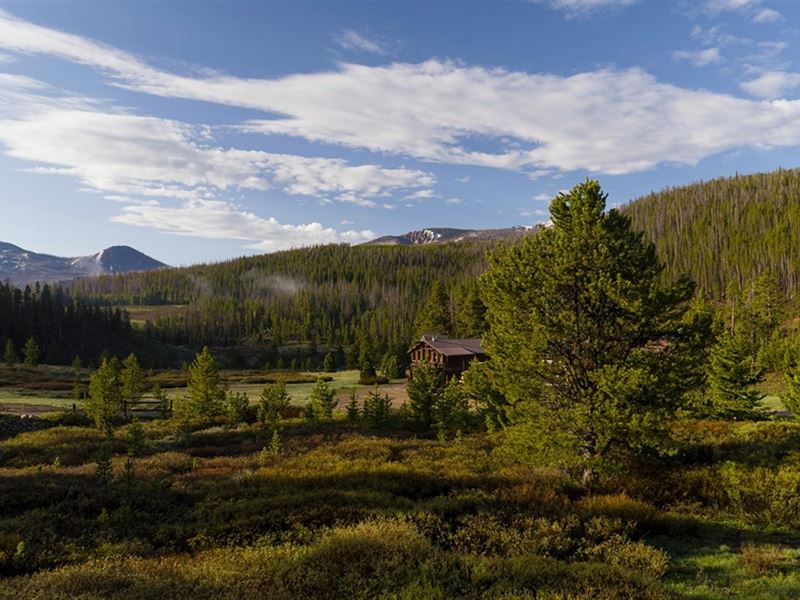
[181,347,225,418]
[359,359,377,384]
[126,417,146,457]
[258,380,291,430]
[95,444,113,491]
[3,339,17,366]
[381,354,401,380]
[86,357,123,435]
[414,281,452,338]
[362,387,391,428]
[434,378,470,441]
[309,377,337,419]
[225,391,250,426]
[121,353,144,404]
[481,180,706,486]
[71,355,83,403]
[22,337,40,366]
[783,358,800,419]
[323,351,336,373]
[708,331,765,418]
[455,282,487,338]
[345,388,360,423]
[152,384,170,419]
[462,359,510,432]
[406,362,445,428]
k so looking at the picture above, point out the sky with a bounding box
[0,0,798,266]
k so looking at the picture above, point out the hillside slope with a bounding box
[623,168,800,300]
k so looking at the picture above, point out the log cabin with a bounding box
[408,335,487,379]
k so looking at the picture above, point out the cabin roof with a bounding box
[411,335,485,357]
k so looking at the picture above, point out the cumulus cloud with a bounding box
[673,47,723,66]
[333,29,386,54]
[741,70,800,98]
[113,199,374,250]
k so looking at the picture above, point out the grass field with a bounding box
[0,369,410,415]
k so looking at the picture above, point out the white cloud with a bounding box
[0,75,433,206]
[741,70,800,98]
[333,29,386,54]
[701,0,782,23]
[534,0,637,18]
[444,197,463,205]
[673,47,723,67]
[752,7,782,23]
[532,193,552,201]
[0,74,419,249]
[5,10,800,180]
[404,189,436,201]
[113,199,374,250]
[690,25,750,47]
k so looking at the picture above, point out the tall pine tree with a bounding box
[481,180,706,486]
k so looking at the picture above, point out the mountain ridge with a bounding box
[0,242,167,285]
[364,226,532,246]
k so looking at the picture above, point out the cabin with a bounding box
[408,335,487,378]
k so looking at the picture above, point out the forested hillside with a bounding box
[624,168,800,300]
[0,282,133,365]
[70,244,492,358]
[56,167,800,362]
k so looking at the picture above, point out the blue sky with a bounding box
[0,0,798,265]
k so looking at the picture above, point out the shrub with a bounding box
[738,543,790,575]
[581,535,670,580]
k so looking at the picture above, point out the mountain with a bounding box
[364,226,531,246]
[0,242,167,285]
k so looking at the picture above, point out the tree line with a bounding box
[0,281,133,366]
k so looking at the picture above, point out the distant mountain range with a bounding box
[0,242,167,285]
[364,226,532,246]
